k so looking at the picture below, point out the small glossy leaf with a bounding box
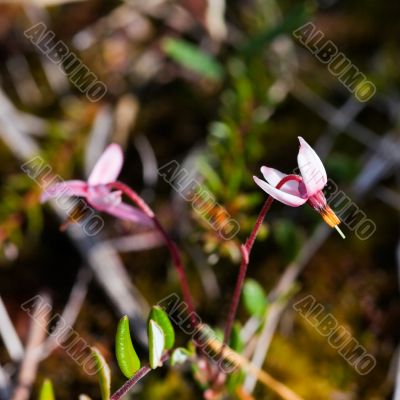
[171,348,191,366]
[39,379,55,400]
[148,319,165,369]
[91,347,111,400]
[148,306,175,350]
[162,37,223,81]
[116,316,141,378]
[242,279,268,317]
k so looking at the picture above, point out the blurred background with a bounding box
[0,0,399,399]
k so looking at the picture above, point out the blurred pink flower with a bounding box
[41,144,151,226]
[254,136,345,238]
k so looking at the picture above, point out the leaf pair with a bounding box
[115,306,175,378]
[147,305,176,369]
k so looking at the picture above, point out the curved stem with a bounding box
[223,175,302,345]
[107,181,198,328]
[110,352,170,400]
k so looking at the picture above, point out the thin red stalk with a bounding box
[223,175,302,345]
[107,181,197,327]
[111,352,170,400]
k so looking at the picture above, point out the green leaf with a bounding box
[230,323,244,353]
[162,37,224,81]
[115,316,141,378]
[39,379,55,400]
[148,306,175,350]
[242,279,268,317]
[170,347,191,366]
[148,319,165,369]
[91,347,111,400]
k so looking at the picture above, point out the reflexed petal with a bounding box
[260,166,301,196]
[297,137,327,196]
[253,176,307,207]
[105,202,153,226]
[88,143,123,185]
[41,180,88,203]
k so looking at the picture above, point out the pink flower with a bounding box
[41,144,151,226]
[253,136,345,238]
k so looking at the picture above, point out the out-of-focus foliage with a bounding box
[242,279,268,318]
[0,0,398,399]
[162,38,224,82]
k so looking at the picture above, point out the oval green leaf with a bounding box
[115,315,141,378]
[91,347,111,400]
[242,279,268,317]
[148,319,165,369]
[39,379,55,400]
[148,306,175,350]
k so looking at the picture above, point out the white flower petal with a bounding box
[88,144,123,185]
[253,176,307,207]
[105,202,153,227]
[41,180,88,203]
[297,137,327,196]
[260,166,301,196]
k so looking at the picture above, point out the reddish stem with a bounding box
[108,181,198,328]
[223,175,302,345]
[111,352,170,400]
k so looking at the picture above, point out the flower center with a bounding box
[88,185,122,209]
